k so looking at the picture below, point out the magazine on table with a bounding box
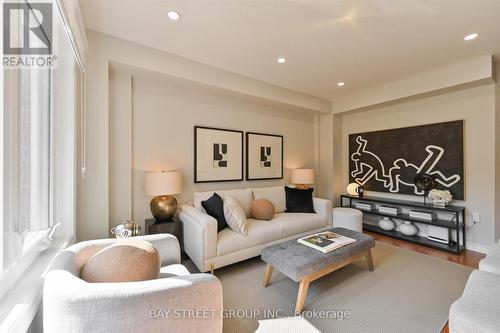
[298,231,356,253]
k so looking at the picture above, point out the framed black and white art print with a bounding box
[194,126,243,183]
[246,132,283,180]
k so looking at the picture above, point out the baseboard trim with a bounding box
[466,242,489,254]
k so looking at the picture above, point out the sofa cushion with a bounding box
[251,199,275,220]
[194,188,253,217]
[253,186,286,213]
[217,219,282,256]
[81,239,160,283]
[285,186,315,213]
[479,243,500,275]
[223,195,248,235]
[201,193,228,233]
[271,212,328,238]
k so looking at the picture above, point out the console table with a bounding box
[340,194,465,254]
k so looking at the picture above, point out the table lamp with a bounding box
[291,169,315,189]
[144,171,182,221]
[347,182,364,197]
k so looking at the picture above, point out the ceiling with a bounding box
[80,0,500,100]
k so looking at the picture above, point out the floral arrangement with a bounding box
[428,189,453,206]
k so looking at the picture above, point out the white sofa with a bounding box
[449,239,500,333]
[43,234,223,333]
[179,186,333,273]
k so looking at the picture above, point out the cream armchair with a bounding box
[43,234,223,333]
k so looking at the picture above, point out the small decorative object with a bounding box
[427,225,450,244]
[346,183,360,196]
[379,205,401,215]
[414,173,436,204]
[111,220,142,238]
[399,221,418,236]
[194,126,243,183]
[356,185,365,198]
[428,189,453,207]
[354,201,375,211]
[144,171,182,221]
[246,132,283,180]
[408,210,437,221]
[378,217,396,231]
[291,169,314,189]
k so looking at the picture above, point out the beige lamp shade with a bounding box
[144,171,182,196]
[346,183,360,196]
[291,169,315,185]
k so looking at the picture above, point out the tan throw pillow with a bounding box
[81,239,160,283]
[251,199,275,220]
[223,195,248,235]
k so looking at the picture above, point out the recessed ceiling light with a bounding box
[277,57,286,64]
[167,11,181,20]
[464,33,478,41]
[337,82,345,87]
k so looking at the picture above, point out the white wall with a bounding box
[110,75,317,230]
[80,30,330,241]
[109,71,133,227]
[333,55,494,113]
[339,84,497,249]
[495,61,500,242]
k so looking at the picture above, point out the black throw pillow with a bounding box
[285,186,316,213]
[201,193,228,232]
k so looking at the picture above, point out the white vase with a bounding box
[399,221,418,236]
[378,217,395,231]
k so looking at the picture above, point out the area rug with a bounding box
[205,241,472,333]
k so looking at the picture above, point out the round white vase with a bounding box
[378,217,396,231]
[399,221,418,236]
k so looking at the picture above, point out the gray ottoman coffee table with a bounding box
[261,227,375,313]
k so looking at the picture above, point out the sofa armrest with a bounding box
[44,271,223,333]
[314,197,333,226]
[178,204,218,271]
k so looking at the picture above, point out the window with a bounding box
[17,68,52,244]
[1,1,77,298]
[1,68,53,295]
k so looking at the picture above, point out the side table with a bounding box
[145,218,183,252]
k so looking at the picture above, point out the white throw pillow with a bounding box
[253,186,286,213]
[223,196,248,235]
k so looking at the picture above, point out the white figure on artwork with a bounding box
[351,136,461,194]
[350,136,391,187]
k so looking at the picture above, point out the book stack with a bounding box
[298,231,356,253]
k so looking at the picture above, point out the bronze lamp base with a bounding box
[150,195,177,221]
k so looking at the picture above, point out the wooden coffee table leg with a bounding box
[366,248,374,271]
[263,264,274,287]
[295,277,310,314]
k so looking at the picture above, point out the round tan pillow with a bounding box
[81,239,160,283]
[251,199,275,220]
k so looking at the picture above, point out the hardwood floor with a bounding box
[365,231,486,333]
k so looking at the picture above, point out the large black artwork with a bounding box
[348,120,464,199]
